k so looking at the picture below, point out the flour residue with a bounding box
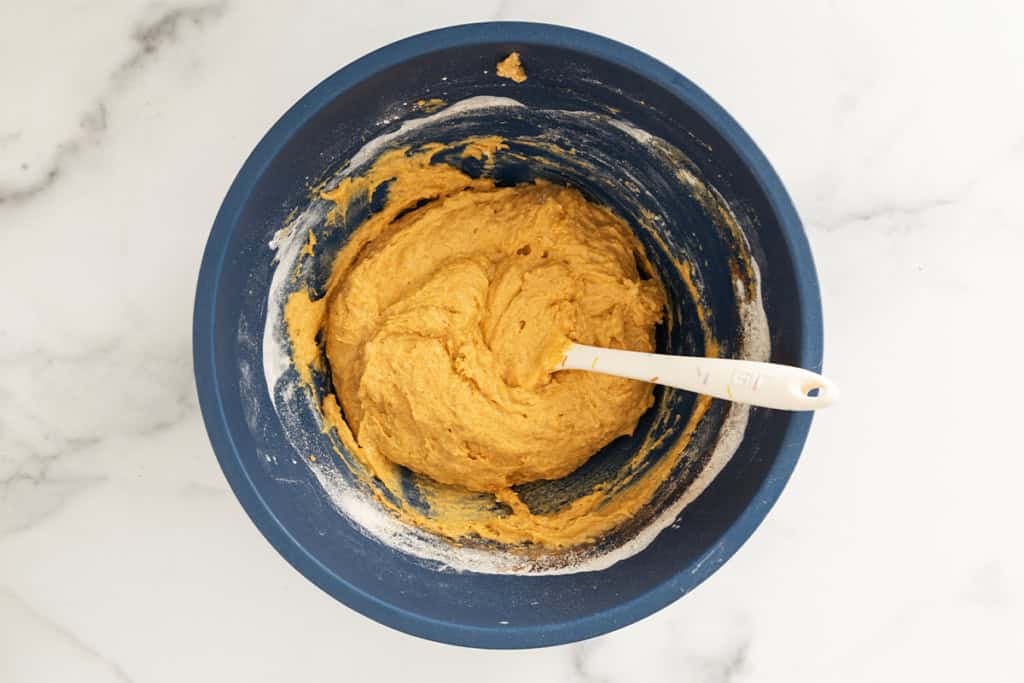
[259,96,770,575]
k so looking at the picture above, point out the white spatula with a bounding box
[559,343,837,411]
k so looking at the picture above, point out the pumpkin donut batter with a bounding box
[318,143,664,494]
[283,138,705,548]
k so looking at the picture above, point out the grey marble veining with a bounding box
[0,3,226,205]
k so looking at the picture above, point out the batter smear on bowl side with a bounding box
[496,52,527,82]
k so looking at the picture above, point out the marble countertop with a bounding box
[2,1,1022,680]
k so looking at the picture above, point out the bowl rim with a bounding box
[193,21,823,649]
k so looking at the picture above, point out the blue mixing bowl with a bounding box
[194,22,822,648]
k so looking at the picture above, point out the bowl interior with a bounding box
[196,24,819,648]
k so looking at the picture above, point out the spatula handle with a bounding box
[562,343,838,411]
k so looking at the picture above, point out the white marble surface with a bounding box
[2,1,1022,680]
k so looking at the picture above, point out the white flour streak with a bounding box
[258,96,770,575]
